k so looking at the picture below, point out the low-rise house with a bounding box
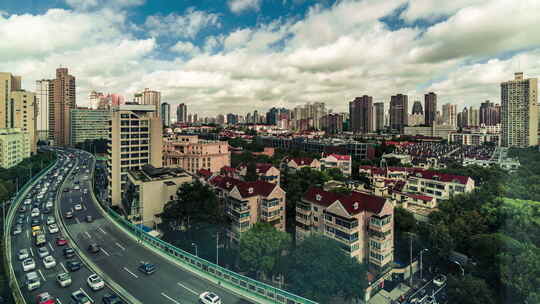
[320,153,352,176]
[281,157,321,172]
[237,163,281,184]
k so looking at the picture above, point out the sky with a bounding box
[1,0,540,116]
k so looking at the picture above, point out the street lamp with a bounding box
[420,248,429,282]
[453,261,465,276]
[192,243,198,257]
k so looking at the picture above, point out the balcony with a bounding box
[262,212,280,222]
[369,229,392,241]
[369,215,392,233]
[296,214,310,225]
[296,203,311,215]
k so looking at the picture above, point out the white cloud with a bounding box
[144,8,220,39]
[170,41,200,56]
[228,0,262,14]
[65,0,144,11]
[400,0,488,22]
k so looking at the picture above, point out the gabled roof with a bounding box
[210,176,277,198]
[359,165,470,185]
[323,153,351,161]
[287,157,317,166]
[197,169,212,179]
[303,187,386,215]
[237,163,275,174]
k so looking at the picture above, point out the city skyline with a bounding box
[1,0,539,116]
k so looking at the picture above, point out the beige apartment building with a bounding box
[163,134,230,173]
[281,156,321,172]
[0,128,30,168]
[236,163,281,184]
[50,68,76,146]
[123,165,192,226]
[107,103,163,207]
[209,176,286,242]
[320,153,352,176]
[297,187,394,274]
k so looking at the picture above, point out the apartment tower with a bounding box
[349,95,373,133]
[161,102,171,126]
[373,102,385,131]
[50,68,76,146]
[389,94,408,132]
[36,80,51,142]
[177,103,187,123]
[424,92,437,126]
[442,103,457,127]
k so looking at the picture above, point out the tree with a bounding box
[285,235,368,303]
[447,274,495,304]
[239,223,291,279]
[326,168,346,182]
[394,207,417,234]
[245,161,258,182]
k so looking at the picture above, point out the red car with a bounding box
[56,237,68,246]
[36,292,56,304]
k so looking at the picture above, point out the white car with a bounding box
[22,258,36,272]
[37,247,49,258]
[87,274,105,291]
[18,248,30,261]
[74,204,83,211]
[46,216,56,225]
[31,208,40,217]
[46,201,53,208]
[24,199,32,205]
[57,272,72,287]
[48,224,59,234]
[199,292,221,304]
[43,255,57,269]
[25,271,41,291]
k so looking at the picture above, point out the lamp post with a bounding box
[192,243,198,257]
[420,248,429,282]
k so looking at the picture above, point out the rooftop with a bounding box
[129,165,188,182]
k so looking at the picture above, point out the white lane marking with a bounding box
[98,227,106,234]
[85,231,91,239]
[75,217,80,224]
[48,242,55,252]
[41,214,44,221]
[100,248,110,256]
[26,230,29,239]
[161,293,181,304]
[60,262,68,272]
[80,289,94,303]
[26,217,29,224]
[115,242,125,250]
[30,248,34,257]
[57,299,62,304]
[177,282,198,295]
[123,267,139,279]
[38,269,46,281]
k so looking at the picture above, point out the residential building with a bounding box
[424,92,437,126]
[88,91,104,110]
[467,106,480,127]
[411,101,423,115]
[373,102,385,131]
[442,103,457,128]
[0,128,30,168]
[349,95,373,133]
[226,113,238,125]
[0,72,20,129]
[449,132,500,146]
[479,100,500,126]
[134,88,161,114]
[163,134,230,173]
[69,108,111,146]
[320,153,352,176]
[389,94,408,132]
[176,103,187,124]
[209,176,286,242]
[107,103,163,207]
[161,102,171,126]
[123,165,192,226]
[237,163,281,184]
[49,67,76,146]
[282,156,321,172]
[404,125,456,139]
[501,72,538,147]
[35,79,51,142]
[320,113,343,135]
[11,90,37,153]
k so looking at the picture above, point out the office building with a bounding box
[49,67,76,146]
[389,94,408,132]
[0,128,30,168]
[89,91,104,110]
[35,79,51,142]
[107,103,163,207]
[134,88,161,114]
[349,95,373,134]
[408,114,424,126]
[467,107,480,127]
[442,103,457,127]
[226,113,238,125]
[411,101,423,115]
[0,72,21,129]
[320,113,343,135]
[70,108,111,146]
[161,102,171,126]
[424,92,437,126]
[176,103,187,123]
[373,102,385,131]
[164,134,230,173]
[501,72,538,147]
[479,100,500,126]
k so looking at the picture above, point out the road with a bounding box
[9,151,115,303]
[58,150,254,304]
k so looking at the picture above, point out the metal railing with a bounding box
[3,157,58,304]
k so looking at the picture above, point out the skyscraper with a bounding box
[389,94,408,132]
[442,103,457,127]
[35,79,50,142]
[50,67,76,146]
[349,95,373,133]
[373,102,384,131]
[0,72,22,129]
[412,101,423,115]
[479,100,500,126]
[176,103,187,123]
[134,88,161,114]
[501,72,538,147]
[424,92,437,126]
[161,102,171,126]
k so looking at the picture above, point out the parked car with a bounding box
[87,274,105,291]
[199,292,221,304]
[22,258,36,272]
[56,272,72,287]
[66,260,82,272]
[43,255,57,269]
[102,294,125,304]
[63,247,76,259]
[25,271,41,291]
[36,292,56,304]
[18,248,30,261]
[56,237,68,246]
[71,290,91,304]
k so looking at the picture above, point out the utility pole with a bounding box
[216,232,219,266]
[409,234,413,287]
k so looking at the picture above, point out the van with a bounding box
[25,271,41,291]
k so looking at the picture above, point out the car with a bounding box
[22,258,36,272]
[63,188,69,192]
[45,201,53,209]
[12,224,22,235]
[31,218,41,227]
[63,247,76,258]
[138,262,156,275]
[65,211,74,219]
[19,206,26,213]
[102,293,125,304]
[43,255,57,269]
[88,244,100,254]
[24,199,32,205]
[424,296,437,304]
[36,292,56,304]
[25,271,41,291]
[56,237,68,246]
[87,274,105,291]
[48,224,59,234]
[18,248,30,261]
[433,274,447,287]
[31,208,40,217]
[46,216,56,225]
[38,247,50,258]
[66,260,82,272]
[199,292,221,304]
[86,215,93,223]
[74,204,83,211]
[56,272,72,287]
[71,290,92,304]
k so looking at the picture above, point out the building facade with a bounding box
[164,134,230,173]
[49,68,76,146]
[373,102,385,131]
[390,94,408,132]
[69,108,111,146]
[411,101,423,115]
[442,103,457,128]
[479,100,500,126]
[35,79,51,142]
[176,103,187,123]
[349,95,373,134]
[161,102,171,126]
[320,153,352,176]
[424,92,437,126]
[320,113,343,135]
[282,157,321,172]
[134,88,161,114]
[237,163,281,184]
[107,104,163,207]
[501,72,538,147]
[0,128,30,168]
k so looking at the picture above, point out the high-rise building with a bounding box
[424,92,437,126]
[266,107,288,125]
[216,114,225,125]
[226,113,238,125]
[412,101,423,115]
[501,72,538,147]
[0,72,21,129]
[467,106,479,127]
[479,100,500,126]
[107,103,163,207]
[134,88,160,114]
[88,91,104,109]
[373,102,385,131]
[50,67,76,146]
[70,108,111,146]
[442,103,457,127]
[35,79,51,142]
[176,103,187,123]
[349,95,373,134]
[320,113,343,135]
[160,102,171,126]
[0,128,30,168]
[389,94,408,132]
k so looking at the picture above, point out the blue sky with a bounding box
[1,0,540,116]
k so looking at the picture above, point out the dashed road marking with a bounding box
[38,269,46,281]
[48,242,54,252]
[177,282,198,295]
[98,227,106,234]
[123,267,139,279]
[30,248,34,257]
[115,242,125,250]
[60,262,68,272]
[161,293,181,304]
[85,231,91,239]
[100,248,110,256]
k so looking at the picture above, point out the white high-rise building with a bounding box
[36,79,51,141]
[442,103,457,127]
[501,72,538,147]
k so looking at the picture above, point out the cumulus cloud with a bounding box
[170,41,200,56]
[228,0,262,14]
[65,0,144,11]
[144,8,220,39]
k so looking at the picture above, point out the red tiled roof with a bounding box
[303,187,386,215]
[197,169,212,179]
[210,176,277,198]
[324,153,351,161]
[237,163,274,174]
[405,193,433,201]
[287,157,316,166]
[220,166,237,173]
[359,165,470,185]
